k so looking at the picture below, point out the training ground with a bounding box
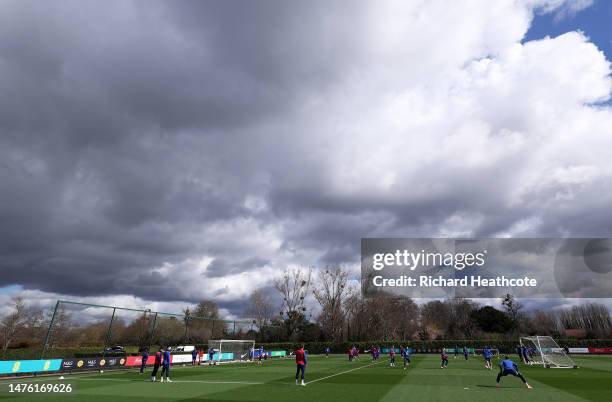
[0,354,610,401]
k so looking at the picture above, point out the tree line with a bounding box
[250,266,612,342]
[1,267,611,357]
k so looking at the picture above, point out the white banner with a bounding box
[171,354,194,364]
[568,348,589,354]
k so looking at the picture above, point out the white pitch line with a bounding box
[77,378,264,385]
[307,361,382,385]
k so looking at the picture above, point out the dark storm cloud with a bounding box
[0,0,611,314]
[0,0,366,304]
[206,257,270,278]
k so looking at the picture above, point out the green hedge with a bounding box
[3,339,612,360]
[257,339,612,354]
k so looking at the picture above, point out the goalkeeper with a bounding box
[496,356,532,389]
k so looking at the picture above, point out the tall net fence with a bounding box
[40,300,255,359]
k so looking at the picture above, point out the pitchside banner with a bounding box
[361,238,612,298]
[61,357,126,371]
[0,359,62,375]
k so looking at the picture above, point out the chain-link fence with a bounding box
[40,300,256,359]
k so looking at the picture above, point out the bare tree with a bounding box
[246,289,274,337]
[1,297,27,356]
[529,310,561,336]
[502,293,523,331]
[447,299,478,339]
[190,300,223,341]
[49,307,72,348]
[274,267,312,339]
[313,267,350,341]
[420,300,451,337]
[559,303,611,337]
[360,295,418,341]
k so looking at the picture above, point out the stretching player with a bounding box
[295,345,307,386]
[496,356,532,389]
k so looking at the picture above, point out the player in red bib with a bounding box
[441,349,449,369]
[389,346,396,367]
[295,345,307,386]
[150,347,163,382]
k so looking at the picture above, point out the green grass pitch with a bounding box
[1,354,611,401]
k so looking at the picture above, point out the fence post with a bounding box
[104,308,117,348]
[40,300,61,359]
[101,308,117,364]
[148,312,158,349]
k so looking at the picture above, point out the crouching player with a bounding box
[295,345,307,386]
[441,349,448,369]
[496,356,532,389]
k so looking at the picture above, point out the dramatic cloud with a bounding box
[0,0,610,316]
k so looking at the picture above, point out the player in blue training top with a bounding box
[483,346,493,370]
[140,347,149,374]
[191,348,198,366]
[258,346,264,365]
[402,346,411,370]
[496,355,532,389]
[208,347,216,366]
[463,346,469,361]
[520,345,530,364]
[160,347,172,383]
[325,346,330,357]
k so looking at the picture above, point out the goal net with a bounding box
[208,339,255,363]
[519,336,577,368]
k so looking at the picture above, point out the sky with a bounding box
[0,0,611,319]
[525,0,612,61]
